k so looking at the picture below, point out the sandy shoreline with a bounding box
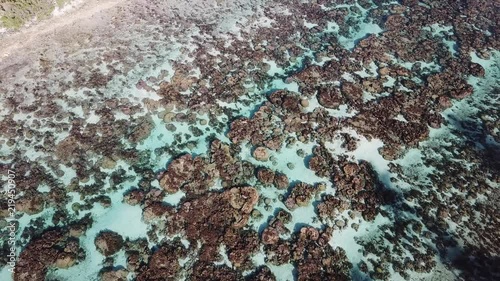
[0,0,267,65]
[0,0,121,63]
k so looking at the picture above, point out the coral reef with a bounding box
[0,0,498,280]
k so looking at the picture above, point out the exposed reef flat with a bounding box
[0,0,499,281]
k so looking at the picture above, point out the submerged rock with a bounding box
[257,168,275,185]
[95,231,124,256]
[15,228,85,281]
[253,147,269,161]
[261,228,280,245]
[128,116,154,143]
[100,268,129,281]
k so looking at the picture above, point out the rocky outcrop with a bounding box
[95,231,124,256]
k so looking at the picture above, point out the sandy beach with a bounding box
[0,0,122,61]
